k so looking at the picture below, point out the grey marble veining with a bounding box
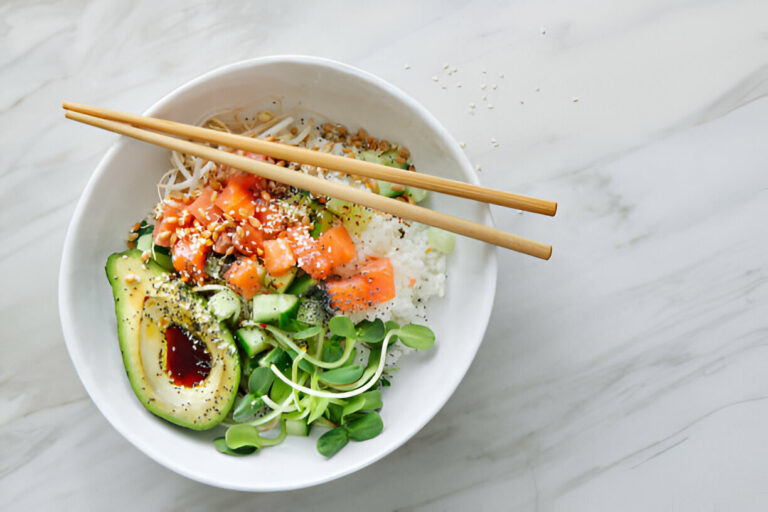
[2,0,768,510]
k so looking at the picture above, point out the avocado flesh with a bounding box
[105,250,240,430]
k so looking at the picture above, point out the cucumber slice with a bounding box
[358,150,380,164]
[136,234,174,271]
[426,227,456,254]
[208,288,241,322]
[285,419,310,437]
[405,187,429,203]
[264,267,297,294]
[376,180,406,198]
[310,209,336,238]
[359,149,409,170]
[326,200,373,235]
[296,298,325,326]
[137,234,153,252]
[235,326,273,358]
[325,198,352,216]
[286,274,317,296]
[151,246,174,271]
[252,294,299,323]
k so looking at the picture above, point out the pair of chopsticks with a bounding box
[62,102,556,259]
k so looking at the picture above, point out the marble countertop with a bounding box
[2,0,767,509]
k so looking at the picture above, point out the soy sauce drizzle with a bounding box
[165,325,211,387]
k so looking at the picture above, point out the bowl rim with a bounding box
[58,55,498,491]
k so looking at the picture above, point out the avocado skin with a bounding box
[105,249,240,430]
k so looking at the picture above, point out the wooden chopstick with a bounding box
[62,102,557,217]
[64,109,552,259]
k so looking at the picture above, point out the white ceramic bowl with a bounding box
[59,56,497,491]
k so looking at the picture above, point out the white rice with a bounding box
[347,214,447,325]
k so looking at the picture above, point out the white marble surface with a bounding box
[2,0,768,509]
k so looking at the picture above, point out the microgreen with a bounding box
[341,390,382,421]
[248,367,274,396]
[293,325,323,340]
[345,411,384,441]
[317,427,349,457]
[318,365,364,385]
[225,422,286,450]
[232,394,264,423]
[329,316,356,338]
[396,324,435,350]
[355,318,386,343]
[322,337,344,362]
[214,437,257,456]
[269,378,292,403]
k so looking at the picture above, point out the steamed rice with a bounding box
[347,214,447,325]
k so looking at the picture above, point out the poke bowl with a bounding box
[58,55,497,491]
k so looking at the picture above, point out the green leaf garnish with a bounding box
[293,325,323,340]
[318,364,364,385]
[396,324,435,350]
[356,319,386,343]
[248,366,275,396]
[345,411,384,441]
[214,437,257,456]
[317,427,349,457]
[232,394,264,423]
[329,315,356,338]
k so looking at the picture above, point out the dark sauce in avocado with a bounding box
[165,325,211,387]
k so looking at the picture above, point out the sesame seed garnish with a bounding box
[431,76,439,82]
[404,64,411,70]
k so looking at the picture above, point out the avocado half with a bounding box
[105,250,240,430]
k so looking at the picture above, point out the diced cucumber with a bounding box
[359,149,409,170]
[325,198,351,216]
[235,326,272,358]
[208,288,241,322]
[137,234,153,252]
[327,201,373,236]
[286,274,317,296]
[285,419,310,437]
[310,209,336,238]
[426,227,456,254]
[152,248,173,271]
[405,187,429,203]
[358,150,380,164]
[252,294,299,323]
[296,298,325,326]
[137,234,174,271]
[376,180,406,198]
[379,149,410,169]
[264,267,297,293]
